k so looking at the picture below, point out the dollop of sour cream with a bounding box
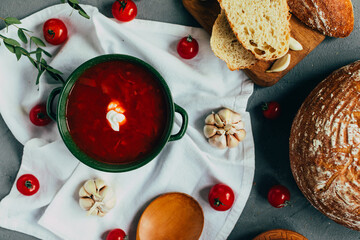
[106,110,125,132]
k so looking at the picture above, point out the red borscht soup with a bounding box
[66,60,169,164]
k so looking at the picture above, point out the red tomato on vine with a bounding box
[267,185,291,208]
[43,18,68,45]
[16,174,40,196]
[262,101,281,119]
[106,228,128,240]
[112,0,137,22]
[29,104,52,126]
[177,35,199,59]
[208,183,235,211]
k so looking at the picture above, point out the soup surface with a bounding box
[66,60,169,164]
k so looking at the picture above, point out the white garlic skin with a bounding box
[203,108,246,149]
[78,178,116,217]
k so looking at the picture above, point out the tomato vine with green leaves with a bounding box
[60,0,90,19]
[0,0,89,85]
[0,17,64,85]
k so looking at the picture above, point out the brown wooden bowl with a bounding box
[136,192,204,240]
[253,229,308,240]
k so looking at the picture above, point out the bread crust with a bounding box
[287,0,354,38]
[290,60,360,230]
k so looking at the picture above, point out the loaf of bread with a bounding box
[210,11,257,70]
[218,0,291,61]
[287,0,354,38]
[290,60,360,230]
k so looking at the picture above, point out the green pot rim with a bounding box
[57,54,176,172]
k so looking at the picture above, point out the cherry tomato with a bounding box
[262,101,281,119]
[29,104,52,126]
[177,35,199,59]
[16,174,40,196]
[267,185,291,208]
[106,228,128,240]
[112,0,137,22]
[43,18,68,45]
[208,183,235,211]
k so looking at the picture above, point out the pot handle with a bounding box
[169,104,188,142]
[46,87,62,121]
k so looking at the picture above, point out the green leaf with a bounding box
[39,47,52,58]
[60,0,66,3]
[30,36,46,47]
[17,28,28,44]
[27,56,37,68]
[36,68,45,85]
[67,1,78,9]
[46,71,65,84]
[46,66,63,75]
[78,9,90,19]
[4,42,15,53]
[36,48,42,62]
[68,0,79,4]
[4,17,21,25]
[20,28,32,33]
[17,47,28,55]
[4,38,20,47]
[14,47,22,60]
[40,58,47,71]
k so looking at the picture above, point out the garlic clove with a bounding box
[209,134,227,149]
[79,186,90,197]
[97,210,106,217]
[83,180,97,196]
[224,124,232,132]
[231,113,242,124]
[94,178,106,190]
[266,54,291,73]
[79,198,95,211]
[214,113,224,128]
[217,109,232,124]
[289,37,303,51]
[100,186,115,202]
[104,196,116,210]
[216,128,226,135]
[227,134,240,148]
[226,127,236,135]
[204,113,215,125]
[233,121,244,130]
[234,129,246,142]
[89,208,99,216]
[203,125,218,138]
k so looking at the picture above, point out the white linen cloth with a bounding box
[0,4,255,240]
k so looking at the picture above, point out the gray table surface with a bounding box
[0,1,360,239]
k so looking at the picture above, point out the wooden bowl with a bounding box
[253,229,308,240]
[136,192,204,240]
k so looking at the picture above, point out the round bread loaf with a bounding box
[290,60,360,230]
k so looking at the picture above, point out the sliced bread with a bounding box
[218,0,291,61]
[210,11,257,70]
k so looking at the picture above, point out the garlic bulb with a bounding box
[78,178,116,217]
[203,108,246,149]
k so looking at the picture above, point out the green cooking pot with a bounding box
[47,54,188,173]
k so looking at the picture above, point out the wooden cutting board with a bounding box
[182,0,326,87]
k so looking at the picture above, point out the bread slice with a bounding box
[210,11,257,70]
[218,0,291,61]
[287,0,354,38]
